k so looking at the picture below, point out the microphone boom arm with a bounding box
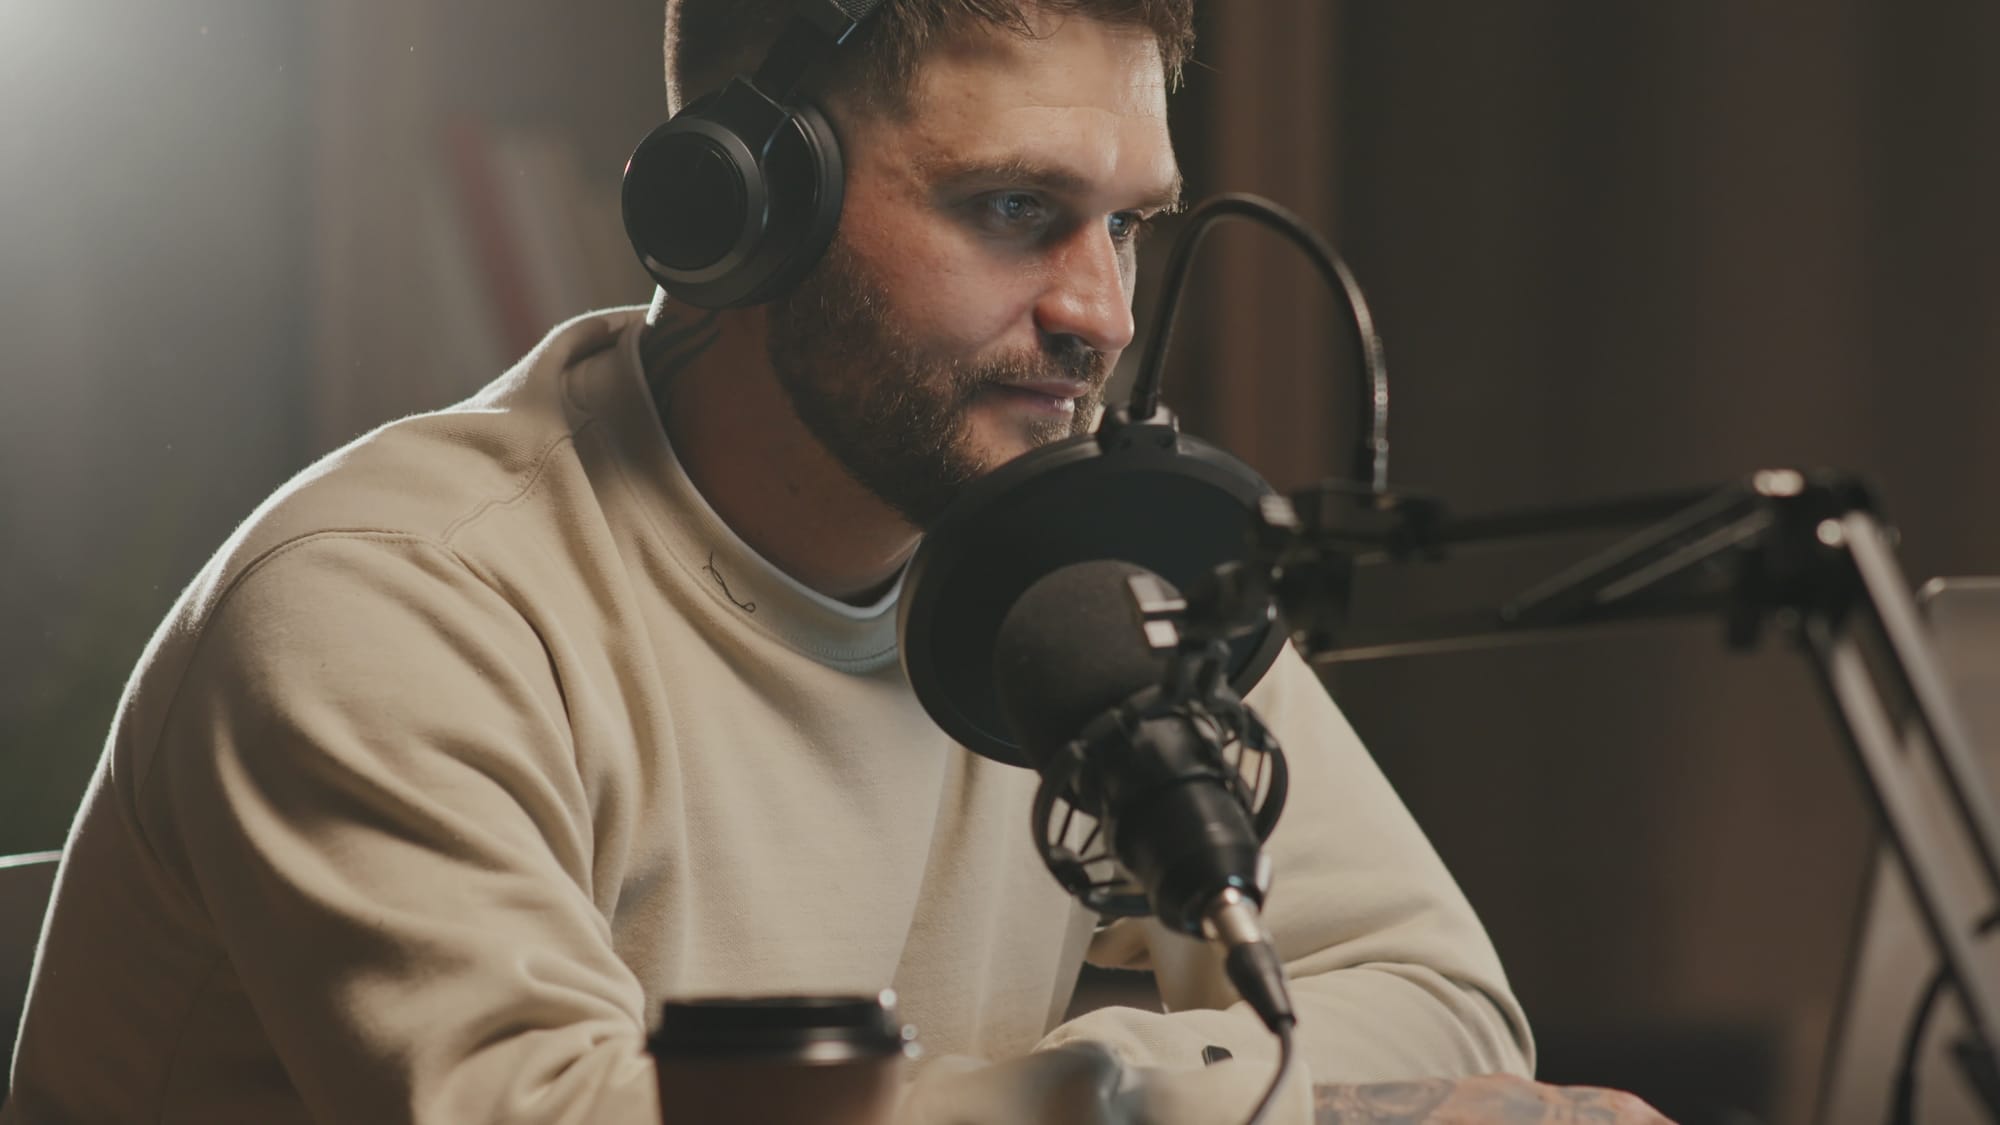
[1103,189,1998,1115]
[1198,467,2000,1116]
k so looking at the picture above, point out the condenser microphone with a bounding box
[992,559,1295,1033]
[896,193,1384,771]
[896,408,1286,769]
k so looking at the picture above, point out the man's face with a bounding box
[765,13,1180,529]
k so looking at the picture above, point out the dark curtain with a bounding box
[1163,4,2000,1122]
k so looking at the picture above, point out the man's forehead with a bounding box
[884,18,1179,204]
[908,15,1171,118]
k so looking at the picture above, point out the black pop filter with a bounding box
[898,411,1285,768]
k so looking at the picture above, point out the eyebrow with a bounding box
[918,155,1185,214]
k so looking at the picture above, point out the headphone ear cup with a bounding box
[732,101,846,307]
[623,96,770,305]
[622,99,845,310]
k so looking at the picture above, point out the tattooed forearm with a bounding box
[1546,1088,1633,1124]
[1314,1081,1453,1125]
[1313,1077,1657,1124]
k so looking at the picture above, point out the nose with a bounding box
[1032,224,1137,355]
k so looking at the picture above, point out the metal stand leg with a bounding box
[1807,514,2000,1118]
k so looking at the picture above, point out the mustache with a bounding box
[967,341,1111,394]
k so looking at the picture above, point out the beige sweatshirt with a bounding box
[4,308,1530,1124]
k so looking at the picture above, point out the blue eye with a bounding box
[982,192,1046,227]
[1108,211,1146,244]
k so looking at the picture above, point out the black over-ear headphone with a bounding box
[623,0,884,309]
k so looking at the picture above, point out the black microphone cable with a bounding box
[1247,1020,1296,1125]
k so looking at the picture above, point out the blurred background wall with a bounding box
[4,2,1998,1122]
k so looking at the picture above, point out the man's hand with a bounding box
[1314,1076,1674,1124]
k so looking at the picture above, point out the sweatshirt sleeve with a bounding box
[1033,644,1534,1090]
[137,532,663,1125]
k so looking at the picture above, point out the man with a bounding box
[5,1,1667,1122]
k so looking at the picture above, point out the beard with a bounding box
[764,238,1110,529]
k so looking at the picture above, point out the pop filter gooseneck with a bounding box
[898,193,1391,769]
[1129,193,1392,496]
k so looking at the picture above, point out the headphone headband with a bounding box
[755,0,880,100]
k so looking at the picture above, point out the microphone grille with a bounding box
[993,559,1176,768]
[829,0,883,21]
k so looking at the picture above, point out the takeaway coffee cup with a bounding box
[650,990,919,1125]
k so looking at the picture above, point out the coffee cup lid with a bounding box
[650,990,919,1064]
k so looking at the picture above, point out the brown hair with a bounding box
[664,0,1196,116]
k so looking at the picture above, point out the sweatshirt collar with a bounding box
[567,308,906,673]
